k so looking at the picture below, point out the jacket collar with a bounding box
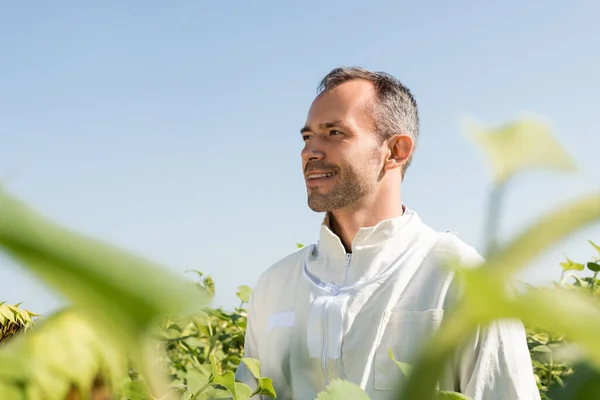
[307,207,424,287]
[318,206,415,260]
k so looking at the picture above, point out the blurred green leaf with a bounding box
[240,358,261,379]
[239,358,276,398]
[236,286,252,304]
[0,190,207,354]
[482,191,600,279]
[436,391,472,399]
[0,381,22,399]
[463,115,577,184]
[315,379,370,400]
[388,347,413,377]
[589,240,600,254]
[587,262,600,272]
[532,345,552,353]
[560,256,585,272]
[253,378,276,398]
[123,380,154,400]
[547,362,600,400]
[185,369,210,394]
[0,306,15,325]
[0,308,128,400]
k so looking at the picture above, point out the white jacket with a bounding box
[236,209,540,400]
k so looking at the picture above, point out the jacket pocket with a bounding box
[374,309,444,391]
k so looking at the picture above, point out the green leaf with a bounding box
[234,382,253,399]
[546,362,600,399]
[236,285,252,304]
[240,358,262,380]
[560,256,585,272]
[186,369,211,394]
[436,391,473,399]
[0,308,129,400]
[211,371,239,398]
[0,381,22,399]
[239,358,276,398]
[589,240,600,254]
[587,262,600,272]
[532,345,552,353]
[253,378,276,398]
[122,380,154,400]
[0,189,209,385]
[482,191,600,279]
[388,347,413,377]
[463,115,577,184]
[296,243,304,249]
[397,192,600,399]
[315,379,371,400]
[206,354,244,399]
[0,305,15,325]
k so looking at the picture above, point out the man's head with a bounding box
[300,66,419,213]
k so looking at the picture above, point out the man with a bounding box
[235,66,540,399]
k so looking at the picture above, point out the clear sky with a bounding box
[1,1,599,315]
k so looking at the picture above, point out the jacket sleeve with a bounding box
[234,291,260,391]
[453,318,541,400]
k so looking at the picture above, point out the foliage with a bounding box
[0,302,37,345]
[395,115,600,400]
[0,114,599,400]
[525,240,600,398]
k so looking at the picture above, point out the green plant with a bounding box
[525,240,600,399]
[0,114,598,400]
[0,302,36,345]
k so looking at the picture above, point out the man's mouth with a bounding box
[307,172,337,180]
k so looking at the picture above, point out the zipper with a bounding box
[321,297,330,386]
[342,253,352,286]
[322,253,352,386]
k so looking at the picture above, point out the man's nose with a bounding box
[301,140,325,162]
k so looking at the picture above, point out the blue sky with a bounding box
[1,1,599,314]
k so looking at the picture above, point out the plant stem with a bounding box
[484,183,506,258]
[191,380,214,400]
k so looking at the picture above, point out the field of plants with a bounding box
[1,115,599,399]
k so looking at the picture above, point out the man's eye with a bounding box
[302,135,311,141]
[329,130,342,136]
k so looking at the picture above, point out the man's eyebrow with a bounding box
[300,120,343,134]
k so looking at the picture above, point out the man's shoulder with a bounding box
[254,244,313,291]
[429,229,485,270]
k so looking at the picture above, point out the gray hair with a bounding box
[317,66,419,178]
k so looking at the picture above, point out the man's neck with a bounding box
[328,196,404,253]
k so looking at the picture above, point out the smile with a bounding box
[307,172,337,180]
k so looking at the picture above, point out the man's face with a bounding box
[300,80,385,213]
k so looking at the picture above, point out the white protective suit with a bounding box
[235,208,540,400]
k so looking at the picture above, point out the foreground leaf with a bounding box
[560,256,585,272]
[236,286,252,304]
[0,189,209,391]
[463,116,577,184]
[436,391,472,399]
[239,358,276,398]
[388,347,413,377]
[587,262,600,273]
[315,379,370,400]
[484,191,600,279]
[0,308,128,400]
[122,380,154,400]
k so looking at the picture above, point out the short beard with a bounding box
[307,148,383,213]
[307,175,368,212]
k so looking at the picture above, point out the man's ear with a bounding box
[384,134,414,171]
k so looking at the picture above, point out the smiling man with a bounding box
[235,67,540,399]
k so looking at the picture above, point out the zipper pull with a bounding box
[345,253,352,267]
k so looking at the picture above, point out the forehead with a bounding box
[305,79,376,128]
